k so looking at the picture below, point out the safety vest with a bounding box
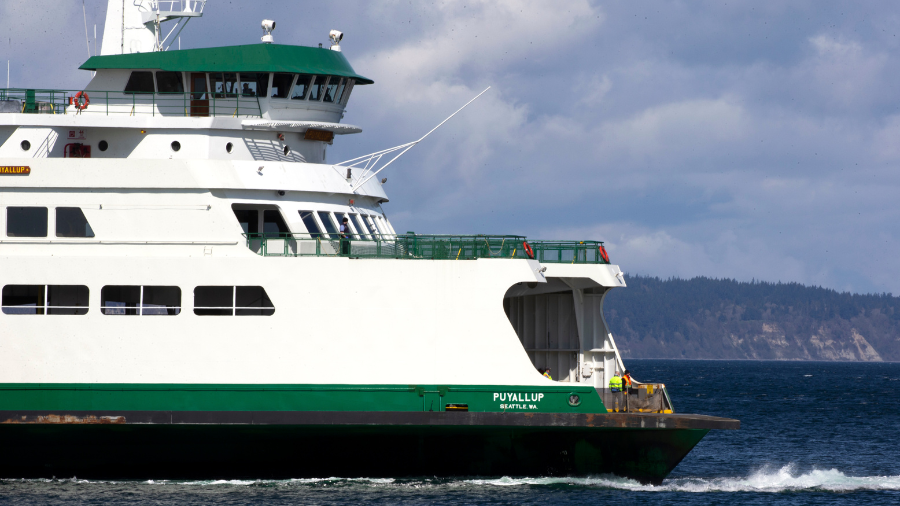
[609,375,623,392]
[543,371,553,380]
[623,375,632,388]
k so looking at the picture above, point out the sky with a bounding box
[3,1,900,295]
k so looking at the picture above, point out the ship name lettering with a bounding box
[493,392,544,402]
[0,166,30,175]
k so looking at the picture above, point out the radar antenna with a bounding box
[135,0,207,51]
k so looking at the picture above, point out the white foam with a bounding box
[468,465,900,493]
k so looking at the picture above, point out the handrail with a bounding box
[0,87,264,118]
[242,233,610,264]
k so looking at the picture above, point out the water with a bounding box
[1,360,898,505]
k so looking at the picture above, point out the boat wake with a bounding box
[468,465,900,493]
[3,466,899,494]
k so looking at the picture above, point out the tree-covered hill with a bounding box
[603,275,900,361]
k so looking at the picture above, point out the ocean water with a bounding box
[1,359,898,505]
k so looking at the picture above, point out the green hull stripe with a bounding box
[0,383,606,414]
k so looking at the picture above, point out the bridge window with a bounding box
[7,207,47,237]
[350,214,369,239]
[195,286,274,316]
[340,79,355,105]
[317,211,339,238]
[2,285,89,315]
[124,71,155,93]
[299,211,322,238]
[239,73,269,97]
[334,78,348,104]
[309,76,327,101]
[271,73,294,99]
[56,207,94,238]
[156,72,184,93]
[101,285,181,315]
[292,75,312,100]
[324,77,343,103]
[211,72,238,98]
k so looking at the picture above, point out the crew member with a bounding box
[623,369,633,391]
[542,368,552,380]
[609,371,624,412]
[339,217,352,255]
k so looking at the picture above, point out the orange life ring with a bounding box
[74,91,90,110]
[523,241,534,259]
[598,245,610,263]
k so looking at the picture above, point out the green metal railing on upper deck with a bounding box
[243,233,610,264]
[0,88,263,117]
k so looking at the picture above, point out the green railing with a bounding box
[0,88,263,117]
[243,233,610,264]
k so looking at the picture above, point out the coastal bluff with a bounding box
[605,276,900,362]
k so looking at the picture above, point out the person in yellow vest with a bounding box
[541,368,552,380]
[609,371,624,412]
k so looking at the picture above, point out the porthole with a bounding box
[20,140,31,151]
[226,142,234,154]
[171,141,181,152]
[567,393,581,407]
[283,145,290,156]
[98,140,109,152]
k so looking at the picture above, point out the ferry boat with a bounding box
[0,1,737,485]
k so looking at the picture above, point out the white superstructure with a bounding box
[0,0,629,393]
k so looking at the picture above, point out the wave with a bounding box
[469,465,900,493]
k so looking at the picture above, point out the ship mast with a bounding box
[100,0,206,55]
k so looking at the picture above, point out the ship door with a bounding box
[190,73,209,117]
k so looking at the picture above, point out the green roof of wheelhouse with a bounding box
[80,44,374,85]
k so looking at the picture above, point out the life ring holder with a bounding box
[74,91,90,111]
[523,241,535,260]
[598,245,610,263]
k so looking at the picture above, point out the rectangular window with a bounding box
[102,285,180,316]
[239,73,269,97]
[323,77,342,103]
[351,214,369,239]
[7,207,47,237]
[291,75,312,100]
[235,286,275,316]
[156,72,184,93]
[211,72,238,98]
[194,286,274,316]
[56,207,94,238]
[309,76,326,101]
[317,211,339,239]
[271,73,294,98]
[233,208,259,235]
[2,285,89,315]
[263,209,289,238]
[124,71,155,93]
[299,211,322,238]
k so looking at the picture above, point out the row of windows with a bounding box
[6,207,94,238]
[0,285,274,316]
[124,71,355,105]
[4,205,392,241]
[232,206,391,239]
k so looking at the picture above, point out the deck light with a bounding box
[261,19,276,44]
[329,30,343,51]
[381,177,387,184]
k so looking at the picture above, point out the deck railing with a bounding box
[243,233,610,264]
[0,88,263,118]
